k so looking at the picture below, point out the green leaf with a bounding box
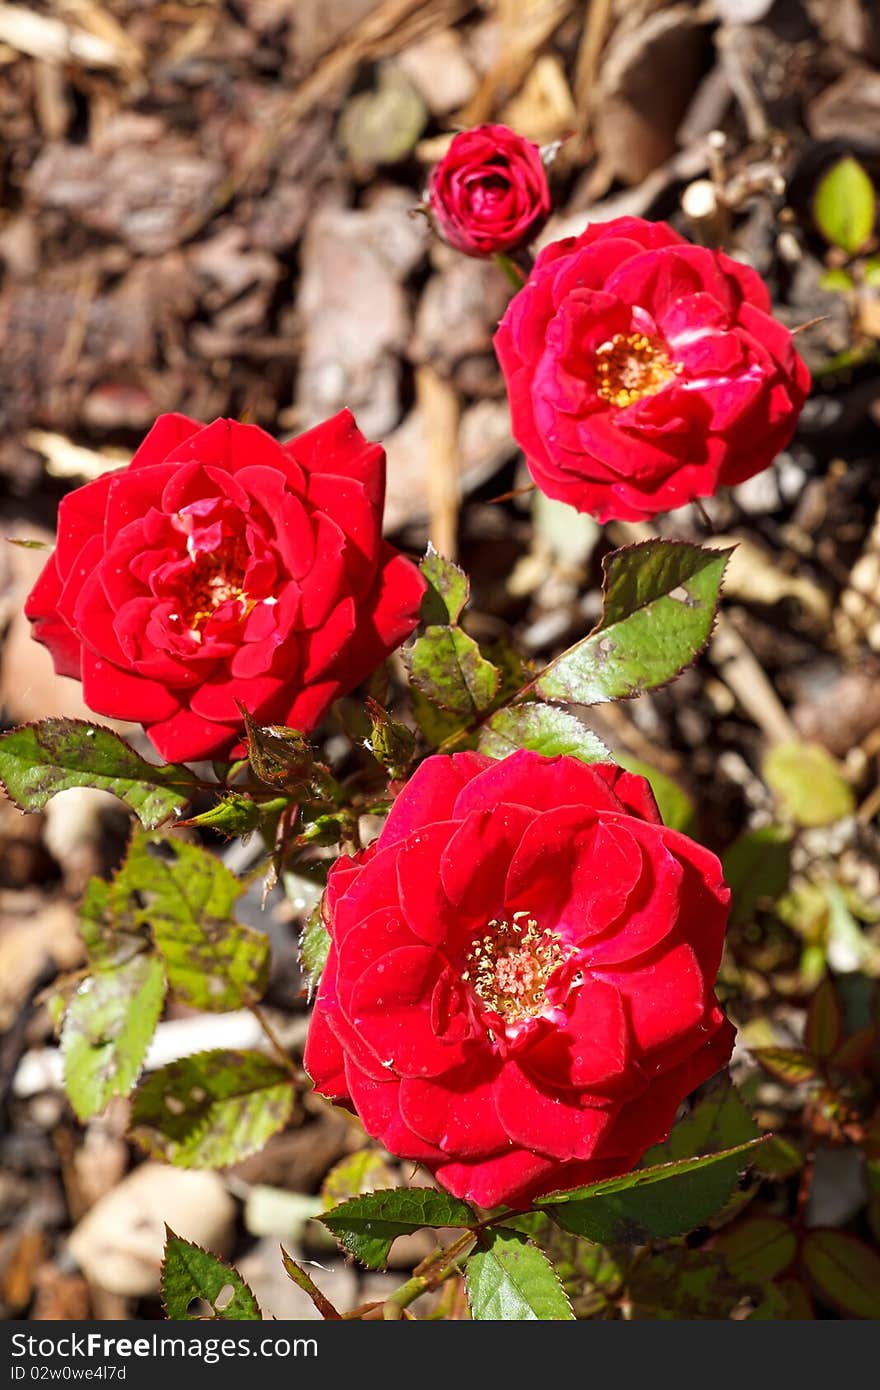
[715,1216,797,1282]
[299,902,331,1002]
[763,740,854,828]
[466,1229,574,1321]
[319,1188,476,1269]
[0,719,197,828]
[750,1046,819,1085]
[642,1078,759,1165]
[131,1049,294,1168]
[802,1229,880,1318]
[722,826,792,927]
[364,699,416,779]
[409,686,474,748]
[419,545,469,626]
[79,873,150,969]
[161,1232,261,1321]
[819,267,856,292]
[805,976,843,1059]
[628,1247,755,1320]
[478,704,609,763]
[61,954,166,1121]
[537,1138,767,1243]
[536,541,730,706]
[124,837,268,1012]
[320,1148,396,1211]
[814,156,876,254]
[407,626,500,717]
[616,755,696,833]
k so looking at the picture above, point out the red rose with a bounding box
[25,411,425,763]
[494,216,811,523]
[305,749,734,1209]
[427,124,551,258]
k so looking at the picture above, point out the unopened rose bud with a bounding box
[426,123,552,258]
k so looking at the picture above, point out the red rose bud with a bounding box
[494,215,811,523]
[25,411,425,764]
[305,750,735,1210]
[427,124,551,258]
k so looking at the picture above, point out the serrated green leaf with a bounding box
[763,740,854,828]
[536,1223,625,1317]
[131,1049,294,1167]
[61,954,166,1121]
[420,545,469,625]
[537,1138,767,1243]
[628,1247,754,1320]
[320,1148,396,1211]
[536,541,730,706]
[123,837,268,1012]
[478,704,609,762]
[466,1229,574,1321]
[616,755,697,833]
[0,719,196,828]
[802,1229,880,1318]
[319,1188,476,1269]
[408,626,500,716]
[161,1232,261,1321]
[299,902,331,1001]
[79,873,150,969]
[750,1046,819,1085]
[814,157,876,254]
[722,825,792,927]
[715,1216,797,1282]
[409,686,474,748]
[642,1078,759,1165]
[805,976,843,1059]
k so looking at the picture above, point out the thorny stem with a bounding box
[381,1231,477,1320]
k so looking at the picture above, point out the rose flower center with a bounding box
[177,537,252,636]
[463,913,565,1025]
[595,331,679,408]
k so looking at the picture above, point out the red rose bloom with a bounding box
[25,411,425,763]
[428,124,551,258]
[494,216,811,523]
[305,749,735,1209]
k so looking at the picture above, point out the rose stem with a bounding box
[495,253,527,289]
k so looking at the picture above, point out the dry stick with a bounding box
[459,0,572,127]
[417,364,461,562]
[572,0,614,137]
[175,0,472,245]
